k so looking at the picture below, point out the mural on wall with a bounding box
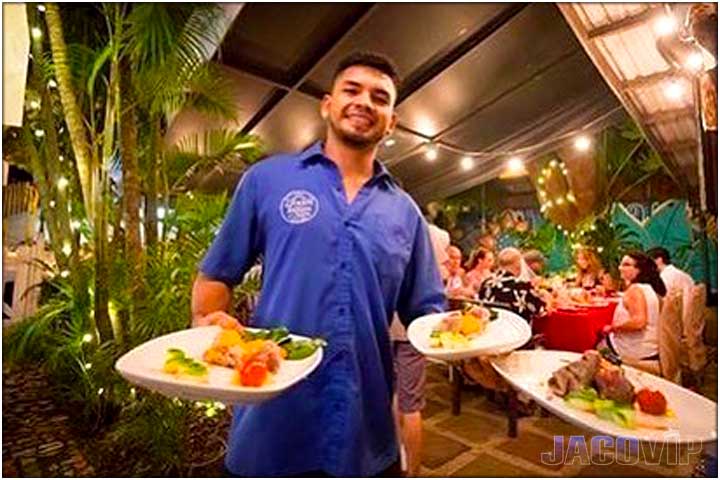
[435,197,717,291]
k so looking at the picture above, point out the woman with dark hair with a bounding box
[601,251,666,361]
[465,247,495,293]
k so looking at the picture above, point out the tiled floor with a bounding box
[417,351,717,477]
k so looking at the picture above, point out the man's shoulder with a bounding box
[246,151,303,178]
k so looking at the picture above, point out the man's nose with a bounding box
[351,90,373,109]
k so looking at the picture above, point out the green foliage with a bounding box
[573,215,642,276]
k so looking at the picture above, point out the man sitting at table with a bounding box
[479,247,547,323]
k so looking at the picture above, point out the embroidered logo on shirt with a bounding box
[280,190,319,224]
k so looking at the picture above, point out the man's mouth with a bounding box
[344,112,375,127]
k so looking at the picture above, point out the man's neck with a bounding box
[323,135,377,182]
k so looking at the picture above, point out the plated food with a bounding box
[549,350,674,430]
[116,325,325,403]
[429,306,495,349]
[490,350,717,443]
[407,307,531,361]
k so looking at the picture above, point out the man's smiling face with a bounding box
[321,65,398,149]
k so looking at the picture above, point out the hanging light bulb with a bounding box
[424,144,438,161]
[460,156,475,171]
[574,135,591,152]
[664,80,684,100]
[653,15,676,37]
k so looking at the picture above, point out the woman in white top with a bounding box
[605,251,667,360]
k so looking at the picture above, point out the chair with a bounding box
[684,284,708,374]
[623,288,683,384]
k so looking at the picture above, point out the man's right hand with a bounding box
[194,311,244,331]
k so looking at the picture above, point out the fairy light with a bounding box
[597,246,604,253]
[424,144,438,162]
[537,177,544,185]
[157,207,166,220]
[97,388,104,395]
[549,159,558,168]
[31,27,42,40]
[384,138,396,147]
[59,155,64,162]
[70,219,81,231]
[57,176,69,190]
[84,363,92,370]
[566,192,576,203]
[48,79,57,88]
[460,156,475,171]
[29,100,40,110]
[60,270,70,278]
[49,200,56,208]
[37,5,46,12]
[556,197,565,206]
[34,129,45,138]
[62,241,72,256]
[82,333,93,343]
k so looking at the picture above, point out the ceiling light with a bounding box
[425,144,438,162]
[664,80,684,100]
[574,135,591,152]
[384,138,396,147]
[654,15,676,37]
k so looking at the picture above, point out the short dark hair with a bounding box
[647,247,671,265]
[332,51,401,92]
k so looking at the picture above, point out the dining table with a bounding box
[532,298,619,353]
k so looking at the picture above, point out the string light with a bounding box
[424,144,438,162]
[460,156,474,171]
[384,138,396,147]
[537,177,544,185]
[597,246,604,253]
[49,200,56,208]
[37,5,46,12]
[97,388,104,395]
[686,51,705,71]
[29,100,40,110]
[566,192,576,203]
[57,177,69,190]
[60,270,70,278]
[59,155,64,162]
[31,27,42,40]
[157,207,166,219]
[574,135,591,152]
[84,363,92,370]
[549,159,558,168]
[34,129,45,138]
[556,197,565,206]
[82,333,93,343]
[62,241,72,256]
[48,79,57,88]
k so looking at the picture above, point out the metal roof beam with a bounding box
[587,6,664,40]
[396,3,528,104]
[623,69,688,90]
[646,107,695,124]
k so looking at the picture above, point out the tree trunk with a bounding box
[119,59,144,322]
[144,115,160,247]
[44,3,94,219]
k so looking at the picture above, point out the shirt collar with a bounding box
[299,140,397,187]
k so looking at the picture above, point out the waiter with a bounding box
[191,52,446,477]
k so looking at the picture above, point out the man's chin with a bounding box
[338,131,382,149]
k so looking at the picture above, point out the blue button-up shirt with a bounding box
[200,141,446,477]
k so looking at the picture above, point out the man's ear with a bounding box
[385,112,398,136]
[320,94,331,121]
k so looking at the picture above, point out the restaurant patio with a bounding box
[2,2,718,477]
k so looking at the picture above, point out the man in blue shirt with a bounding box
[191,52,446,477]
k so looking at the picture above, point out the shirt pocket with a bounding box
[371,216,412,293]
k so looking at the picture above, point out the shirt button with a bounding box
[340,262,348,270]
[343,220,350,226]
[339,307,346,315]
